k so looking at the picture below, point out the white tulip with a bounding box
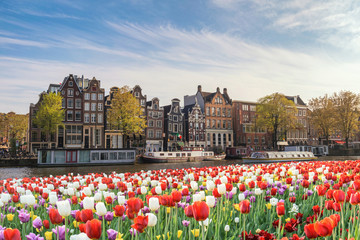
[98,184,107,191]
[190,181,198,191]
[95,202,107,216]
[73,182,80,189]
[218,184,226,195]
[199,191,205,201]
[49,195,58,205]
[238,193,245,201]
[254,188,263,195]
[231,187,237,195]
[27,195,36,206]
[83,197,94,210]
[206,180,215,191]
[47,184,54,190]
[224,225,230,232]
[118,195,126,205]
[146,213,157,227]
[57,200,71,217]
[193,193,202,202]
[220,176,228,184]
[1,193,10,203]
[140,186,147,195]
[82,187,91,196]
[234,217,239,223]
[69,233,90,240]
[94,192,102,202]
[149,197,160,211]
[270,198,278,206]
[155,186,162,195]
[89,184,95,191]
[206,196,215,208]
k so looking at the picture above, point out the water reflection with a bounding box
[0,160,242,179]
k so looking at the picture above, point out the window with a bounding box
[84,113,90,123]
[75,111,81,121]
[173,116,178,122]
[156,130,162,138]
[68,89,74,97]
[213,134,216,145]
[98,114,103,123]
[206,107,210,116]
[217,108,220,116]
[84,103,90,111]
[62,98,65,108]
[247,137,251,144]
[91,114,96,123]
[207,133,210,141]
[298,110,302,116]
[98,93,103,100]
[75,99,81,109]
[250,105,256,111]
[211,107,215,116]
[95,129,100,145]
[69,81,73,87]
[218,134,221,145]
[67,99,73,108]
[304,120,306,127]
[227,109,231,117]
[212,120,216,128]
[262,137,265,144]
[195,123,199,129]
[217,120,221,128]
[91,93,97,101]
[141,99,145,106]
[148,120,154,127]
[91,103,96,111]
[156,120,162,128]
[179,116,182,121]
[228,134,231,141]
[222,108,226,117]
[303,110,306,116]
[67,111,73,121]
[169,123,172,131]
[98,103,103,111]
[169,115,172,121]
[242,105,249,111]
[135,92,139,97]
[85,93,90,100]
[179,124,182,132]
[223,121,226,128]
[174,124,178,132]
[154,104,158,110]
[206,120,210,128]
[228,121,231,129]
[148,130,154,138]
[223,134,226,144]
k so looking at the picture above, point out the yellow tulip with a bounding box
[73,220,79,228]
[156,236,161,240]
[177,230,183,238]
[285,218,290,223]
[45,231,53,240]
[202,182,206,186]
[167,207,171,214]
[116,233,124,240]
[233,204,240,211]
[6,214,14,221]
[266,203,272,210]
[32,215,38,221]
[191,229,200,237]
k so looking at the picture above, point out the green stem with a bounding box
[243,214,246,240]
[65,216,68,240]
[102,217,106,240]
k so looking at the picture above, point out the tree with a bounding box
[107,86,147,147]
[5,112,28,140]
[33,92,64,145]
[308,94,335,145]
[331,90,360,149]
[256,93,297,149]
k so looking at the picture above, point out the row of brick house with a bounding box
[28,74,317,154]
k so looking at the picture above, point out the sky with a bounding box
[1,0,360,114]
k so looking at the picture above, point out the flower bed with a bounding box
[0,160,360,239]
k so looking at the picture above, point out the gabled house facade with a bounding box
[145,97,164,152]
[184,102,206,148]
[163,98,185,151]
[131,85,147,148]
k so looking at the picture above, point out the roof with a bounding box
[285,95,306,106]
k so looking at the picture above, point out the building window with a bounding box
[174,124,178,132]
[91,114,96,123]
[299,110,302,116]
[223,121,226,129]
[250,105,256,111]
[247,137,251,144]
[213,134,216,145]
[156,120,162,128]
[65,125,82,144]
[156,130,162,138]
[222,108,226,117]
[179,116,182,121]
[98,93,103,100]
[75,111,81,121]
[303,110,306,116]
[212,120,216,128]
[173,116,178,122]
[148,120,154,127]
[217,120,221,128]
[227,109,231,117]
[135,92,139,97]
[211,107,215,116]
[262,137,265,144]
[67,110,73,121]
[169,115,172,121]
[148,130,154,138]
[195,123,199,129]
[228,134,231,141]
[98,103,103,111]
[85,93,90,100]
[68,89,74,97]
[62,98,65,108]
[98,114,103,123]
[228,121,231,129]
[95,129,100,145]
[91,93,97,101]
[223,134,226,144]
[207,133,210,141]
[206,107,210,116]
[84,103,90,111]
[141,99,145,106]
[69,81,73,87]
[75,99,81,109]
[67,99,74,108]
[218,134,221,145]
[91,103,96,111]
[154,104,158,110]
[206,120,210,128]
[179,124,182,132]
[217,108,220,116]
[242,105,249,111]
[84,113,90,123]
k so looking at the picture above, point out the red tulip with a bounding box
[128,191,135,198]
[239,200,251,214]
[248,181,255,189]
[212,188,221,198]
[171,190,182,202]
[325,200,334,210]
[131,215,149,233]
[349,192,360,205]
[289,196,296,203]
[226,183,233,191]
[105,196,113,204]
[85,219,102,239]
[271,188,277,196]
[239,183,246,192]
[49,208,63,225]
[304,223,318,239]
[81,209,94,223]
[333,190,345,203]
[182,188,189,196]
[113,205,125,217]
[43,220,50,229]
[316,185,327,196]
[352,180,360,191]
[3,228,21,240]
[301,180,310,188]
[325,189,334,199]
[192,201,210,221]
[127,198,144,214]
[312,205,320,215]
[333,202,341,212]
[276,202,285,216]
[71,196,78,205]
[329,214,340,227]
[12,194,19,203]
[184,205,194,218]
[79,223,86,233]
[314,217,335,237]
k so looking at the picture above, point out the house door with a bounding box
[85,136,89,149]
[66,150,77,163]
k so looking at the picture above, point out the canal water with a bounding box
[0,160,241,179]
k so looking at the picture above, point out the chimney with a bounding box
[198,85,202,92]
[294,96,298,105]
[223,88,227,95]
[216,87,220,93]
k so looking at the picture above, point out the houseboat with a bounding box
[242,151,317,163]
[141,147,224,163]
[37,148,136,167]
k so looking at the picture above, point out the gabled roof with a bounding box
[59,74,81,92]
[286,95,306,106]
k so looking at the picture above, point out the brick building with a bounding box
[163,98,185,151]
[184,101,206,148]
[145,97,164,152]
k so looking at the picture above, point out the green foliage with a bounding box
[9,138,16,157]
[107,86,147,136]
[256,93,297,148]
[33,92,64,140]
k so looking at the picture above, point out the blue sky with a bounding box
[1,0,360,114]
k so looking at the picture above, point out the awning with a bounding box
[0,145,8,149]
[277,141,288,146]
[177,142,185,147]
[335,140,345,144]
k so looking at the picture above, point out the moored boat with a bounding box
[242,151,317,163]
[141,147,219,163]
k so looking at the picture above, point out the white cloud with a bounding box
[0,36,49,48]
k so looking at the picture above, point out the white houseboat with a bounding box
[141,147,224,163]
[242,151,317,163]
[37,148,136,167]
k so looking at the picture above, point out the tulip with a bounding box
[190,181,198,191]
[205,196,216,208]
[333,190,345,203]
[127,198,143,214]
[49,195,58,205]
[117,195,125,205]
[192,201,210,221]
[316,185,327,196]
[85,219,102,239]
[171,190,182,202]
[155,186,162,195]
[276,202,285,216]
[239,200,250,214]
[149,197,160,211]
[49,208,63,225]
[314,217,334,237]
[146,213,157,227]
[95,202,107,216]
[57,200,71,217]
[218,183,226,195]
[113,205,125,217]
[83,197,95,210]
[69,233,90,240]
[131,215,148,233]
[304,223,318,239]
[185,205,194,218]
[3,228,21,240]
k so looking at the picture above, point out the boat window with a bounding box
[91,152,99,161]
[160,153,164,156]
[168,153,172,156]
[182,153,186,157]
[176,153,181,157]
[209,153,213,156]
[109,152,117,160]
[187,153,191,156]
[101,152,108,160]
[118,152,126,160]
[127,152,135,159]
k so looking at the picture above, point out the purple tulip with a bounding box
[107,229,118,240]
[52,226,68,240]
[26,233,44,240]
[249,196,256,203]
[33,217,43,229]
[70,210,78,219]
[182,220,190,227]
[104,211,114,221]
[278,188,285,195]
[17,209,30,223]
[141,206,150,215]
[130,228,138,236]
